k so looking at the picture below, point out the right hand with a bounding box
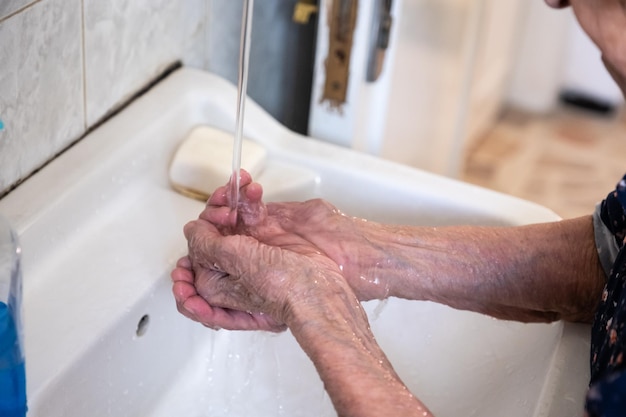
[200,170,393,301]
[174,215,353,331]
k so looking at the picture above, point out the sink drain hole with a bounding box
[136,314,150,337]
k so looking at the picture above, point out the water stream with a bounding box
[229,0,254,216]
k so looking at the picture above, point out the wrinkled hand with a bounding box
[172,171,348,331]
[200,170,391,301]
[171,255,286,331]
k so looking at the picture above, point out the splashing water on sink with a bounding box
[371,298,389,321]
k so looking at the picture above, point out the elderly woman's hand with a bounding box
[172,204,349,331]
[198,170,395,302]
[171,254,287,331]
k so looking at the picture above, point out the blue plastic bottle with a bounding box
[0,215,26,416]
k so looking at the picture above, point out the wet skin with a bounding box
[172,171,435,416]
[172,169,603,417]
[172,170,354,331]
[172,1,626,415]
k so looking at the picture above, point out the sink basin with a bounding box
[0,68,590,417]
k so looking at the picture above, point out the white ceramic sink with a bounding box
[0,69,591,417]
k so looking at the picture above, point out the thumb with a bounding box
[184,218,254,278]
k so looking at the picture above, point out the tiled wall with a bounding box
[0,0,310,197]
[0,0,209,196]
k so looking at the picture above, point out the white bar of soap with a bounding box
[169,125,267,200]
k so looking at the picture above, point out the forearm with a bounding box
[286,277,433,417]
[350,215,605,323]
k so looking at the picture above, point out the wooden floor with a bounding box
[461,105,626,219]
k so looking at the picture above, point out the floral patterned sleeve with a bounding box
[586,174,626,417]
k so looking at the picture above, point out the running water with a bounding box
[229,0,254,218]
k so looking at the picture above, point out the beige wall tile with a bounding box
[0,0,35,21]
[83,0,207,126]
[0,0,84,193]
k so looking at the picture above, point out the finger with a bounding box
[171,266,195,286]
[176,256,192,270]
[172,279,199,306]
[184,219,220,242]
[228,208,237,227]
[242,181,263,204]
[236,181,266,228]
[207,184,229,207]
[171,266,208,323]
[173,272,242,330]
[183,220,196,240]
[171,266,225,325]
[205,170,252,207]
[199,205,233,225]
[238,169,252,187]
[215,308,286,332]
[184,220,235,273]
[195,304,286,332]
[178,293,218,323]
[184,219,260,288]
[178,292,284,332]
[224,169,252,201]
[207,307,257,330]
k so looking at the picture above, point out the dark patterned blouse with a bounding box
[586,174,626,417]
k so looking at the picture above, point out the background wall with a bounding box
[206,1,316,135]
[0,0,207,196]
[506,3,624,112]
[1,0,622,196]
[308,0,528,177]
[309,0,623,178]
[0,0,315,197]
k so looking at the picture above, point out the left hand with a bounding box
[172,215,348,332]
[171,255,287,331]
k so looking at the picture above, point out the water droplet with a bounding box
[371,298,388,320]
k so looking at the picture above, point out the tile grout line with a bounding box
[0,0,43,24]
[80,0,88,130]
